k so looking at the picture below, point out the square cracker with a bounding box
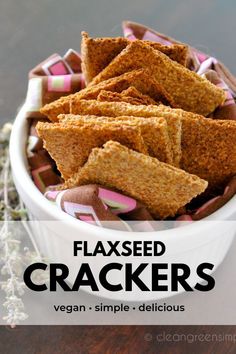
[59,114,173,165]
[122,86,157,104]
[81,31,188,84]
[97,87,157,105]
[89,41,226,115]
[64,141,208,219]
[181,117,236,190]
[70,99,182,167]
[40,69,173,121]
[36,121,148,180]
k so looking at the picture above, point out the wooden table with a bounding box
[1,0,236,352]
[1,325,236,353]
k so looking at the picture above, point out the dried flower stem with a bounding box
[0,122,46,326]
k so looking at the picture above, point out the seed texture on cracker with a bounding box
[122,86,158,104]
[181,117,236,190]
[40,69,172,121]
[97,87,157,105]
[58,114,173,164]
[64,141,208,219]
[36,121,148,180]
[89,41,226,115]
[81,31,188,83]
[70,99,182,167]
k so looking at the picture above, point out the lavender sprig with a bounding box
[0,122,46,326]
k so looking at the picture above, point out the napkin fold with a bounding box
[25,50,84,119]
[45,185,154,231]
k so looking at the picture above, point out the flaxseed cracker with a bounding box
[36,121,148,180]
[81,32,188,84]
[97,90,151,106]
[70,99,182,167]
[181,117,236,190]
[122,86,157,104]
[89,41,226,115]
[40,69,172,121]
[58,114,173,164]
[64,141,208,219]
[97,87,157,105]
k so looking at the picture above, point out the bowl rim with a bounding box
[9,104,236,240]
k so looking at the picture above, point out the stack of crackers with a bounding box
[36,32,236,220]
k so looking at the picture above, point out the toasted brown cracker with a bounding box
[81,32,188,84]
[122,87,157,104]
[89,41,226,115]
[64,141,207,219]
[40,69,173,121]
[97,87,157,105]
[36,121,148,180]
[97,90,149,106]
[70,99,182,167]
[58,114,173,164]
[81,32,127,85]
[181,117,236,190]
[40,94,73,122]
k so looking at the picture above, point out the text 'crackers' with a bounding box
[65,141,208,219]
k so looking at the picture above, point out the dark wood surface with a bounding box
[1,0,236,353]
[1,326,236,354]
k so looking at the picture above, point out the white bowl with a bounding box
[9,104,236,301]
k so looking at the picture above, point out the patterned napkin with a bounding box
[25,21,236,228]
[25,50,84,119]
[27,119,63,191]
[45,185,154,231]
